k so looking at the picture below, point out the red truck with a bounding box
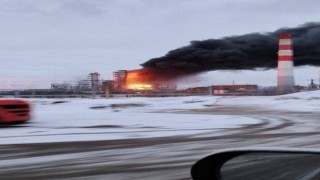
[0,99,31,123]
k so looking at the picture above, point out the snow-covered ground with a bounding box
[218,90,320,112]
[1,90,319,145]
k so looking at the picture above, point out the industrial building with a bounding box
[212,85,258,95]
[51,72,103,93]
[113,70,127,92]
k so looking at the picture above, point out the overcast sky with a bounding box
[1,0,320,89]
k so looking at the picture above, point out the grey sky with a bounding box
[1,0,320,88]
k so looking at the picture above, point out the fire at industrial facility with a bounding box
[99,31,313,96]
[113,69,189,92]
[1,23,320,98]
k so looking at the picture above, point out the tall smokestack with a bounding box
[277,34,295,94]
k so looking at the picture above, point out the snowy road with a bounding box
[1,104,320,180]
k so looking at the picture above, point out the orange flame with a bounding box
[126,69,156,90]
[125,69,186,90]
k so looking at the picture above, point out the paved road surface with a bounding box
[1,105,320,180]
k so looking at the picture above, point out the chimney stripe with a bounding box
[279,39,292,45]
[278,56,293,61]
[278,50,293,56]
[279,45,293,50]
[278,61,293,69]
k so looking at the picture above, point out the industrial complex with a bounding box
[1,34,319,98]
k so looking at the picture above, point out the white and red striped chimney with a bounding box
[277,33,295,94]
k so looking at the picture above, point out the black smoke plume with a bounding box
[142,22,320,72]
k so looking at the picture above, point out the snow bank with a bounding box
[1,90,318,145]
